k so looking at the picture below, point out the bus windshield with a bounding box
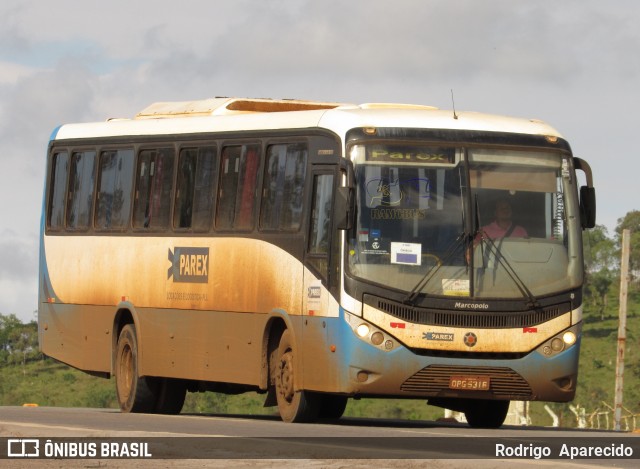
[347,143,583,299]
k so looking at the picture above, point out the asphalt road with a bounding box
[0,406,638,468]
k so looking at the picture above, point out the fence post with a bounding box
[614,229,630,431]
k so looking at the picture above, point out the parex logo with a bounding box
[167,247,209,283]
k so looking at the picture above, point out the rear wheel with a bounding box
[115,324,156,413]
[465,400,510,428]
[153,378,187,414]
[274,329,319,423]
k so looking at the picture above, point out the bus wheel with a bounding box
[318,394,348,420]
[115,324,156,413]
[154,378,187,414]
[464,400,509,429]
[274,330,319,423]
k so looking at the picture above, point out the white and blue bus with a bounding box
[39,97,596,427]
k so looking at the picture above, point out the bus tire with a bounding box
[274,329,319,423]
[154,378,187,414]
[318,394,348,420]
[464,400,509,429]
[115,324,156,413]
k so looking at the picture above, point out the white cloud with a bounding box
[0,61,37,85]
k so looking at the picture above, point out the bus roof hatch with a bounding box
[135,97,348,119]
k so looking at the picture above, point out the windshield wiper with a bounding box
[475,232,542,310]
[403,231,466,305]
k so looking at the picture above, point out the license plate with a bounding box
[449,375,490,391]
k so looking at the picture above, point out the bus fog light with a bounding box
[356,324,370,338]
[543,345,552,355]
[371,332,384,345]
[357,371,369,382]
[563,331,576,346]
[385,340,394,350]
[551,338,564,352]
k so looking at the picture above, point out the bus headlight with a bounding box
[371,332,384,345]
[538,323,581,357]
[356,324,370,338]
[345,311,397,352]
[563,331,576,346]
[551,338,564,352]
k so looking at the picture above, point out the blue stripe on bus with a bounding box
[49,125,63,141]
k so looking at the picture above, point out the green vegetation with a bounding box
[1,212,638,427]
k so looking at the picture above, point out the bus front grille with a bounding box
[366,295,570,329]
[400,365,533,400]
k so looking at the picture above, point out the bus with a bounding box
[39,97,596,428]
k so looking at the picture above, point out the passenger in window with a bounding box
[480,198,528,240]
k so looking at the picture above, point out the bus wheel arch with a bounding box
[263,316,286,392]
[111,308,135,375]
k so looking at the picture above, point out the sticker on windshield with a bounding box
[362,229,389,255]
[391,242,421,265]
[442,279,470,297]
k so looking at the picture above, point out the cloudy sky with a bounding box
[1,0,638,323]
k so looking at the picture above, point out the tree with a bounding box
[615,211,640,283]
[0,313,40,366]
[589,269,614,320]
[582,225,616,316]
[0,314,22,364]
[583,225,616,273]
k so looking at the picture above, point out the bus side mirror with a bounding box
[579,185,596,229]
[335,186,354,230]
[574,157,596,229]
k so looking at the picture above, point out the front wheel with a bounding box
[465,400,510,428]
[274,329,319,423]
[318,394,348,420]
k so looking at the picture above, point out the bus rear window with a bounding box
[47,151,69,230]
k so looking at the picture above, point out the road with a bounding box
[0,406,638,468]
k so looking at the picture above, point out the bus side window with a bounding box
[174,146,217,231]
[260,143,307,231]
[66,151,96,230]
[307,173,334,279]
[133,149,175,230]
[47,151,69,230]
[216,144,260,231]
[95,149,135,230]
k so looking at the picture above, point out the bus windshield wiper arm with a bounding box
[477,233,541,309]
[403,232,466,305]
